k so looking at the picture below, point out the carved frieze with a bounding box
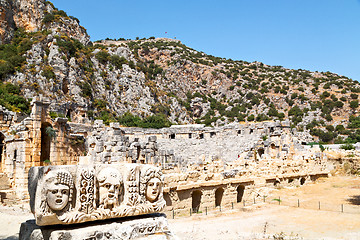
[28,164,165,226]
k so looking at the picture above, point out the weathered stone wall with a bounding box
[0,98,87,199]
[118,121,313,168]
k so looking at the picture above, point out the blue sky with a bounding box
[51,0,360,81]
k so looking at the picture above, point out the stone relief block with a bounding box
[28,164,166,226]
[19,213,177,240]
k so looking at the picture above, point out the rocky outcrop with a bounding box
[0,0,46,44]
[1,0,360,143]
[0,0,89,45]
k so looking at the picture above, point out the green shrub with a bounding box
[43,13,55,23]
[0,36,30,80]
[351,93,358,99]
[247,114,255,121]
[55,37,83,57]
[335,124,345,133]
[95,50,110,64]
[110,55,127,69]
[347,115,360,128]
[256,114,271,122]
[141,114,172,129]
[341,143,355,150]
[93,99,108,109]
[118,112,141,127]
[78,82,92,98]
[117,112,172,129]
[41,65,56,80]
[350,100,359,109]
[321,91,330,99]
[334,101,344,108]
[288,105,303,117]
[0,82,30,113]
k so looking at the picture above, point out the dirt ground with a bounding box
[169,176,360,240]
[0,176,359,240]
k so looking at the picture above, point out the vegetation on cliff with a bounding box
[1,0,360,139]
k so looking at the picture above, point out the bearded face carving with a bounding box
[97,168,123,210]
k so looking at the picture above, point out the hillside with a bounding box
[1,0,360,144]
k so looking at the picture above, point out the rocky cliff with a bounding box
[1,0,360,144]
[0,0,89,44]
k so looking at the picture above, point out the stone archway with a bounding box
[192,190,202,213]
[215,187,224,207]
[40,122,52,164]
[237,185,245,203]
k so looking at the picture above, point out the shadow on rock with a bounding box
[0,235,18,240]
[346,195,360,205]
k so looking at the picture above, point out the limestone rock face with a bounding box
[0,0,46,44]
[28,164,166,226]
[0,0,90,45]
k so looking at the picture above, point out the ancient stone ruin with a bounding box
[19,163,177,239]
[0,97,351,228]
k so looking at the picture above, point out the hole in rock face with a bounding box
[300,177,306,185]
[236,185,245,203]
[192,190,202,213]
[215,188,224,207]
[274,180,280,187]
[258,148,264,157]
[41,122,52,164]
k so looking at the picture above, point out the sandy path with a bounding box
[0,206,33,240]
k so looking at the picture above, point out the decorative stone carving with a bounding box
[19,213,177,240]
[97,167,123,210]
[39,170,74,215]
[29,164,166,226]
[139,166,166,213]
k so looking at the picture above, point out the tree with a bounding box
[350,100,359,110]
[247,114,255,121]
[350,93,358,99]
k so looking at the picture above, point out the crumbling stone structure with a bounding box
[0,97,86,199]
[0,99,332,215]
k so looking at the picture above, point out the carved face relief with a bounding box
[46,183,70,211]
[97,168,122,209]
[146,178,161,202]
